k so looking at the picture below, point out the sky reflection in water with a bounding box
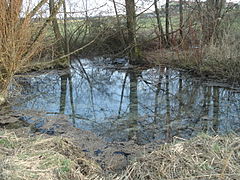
[14,58,240,144]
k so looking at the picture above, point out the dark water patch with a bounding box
[113,151,131,157]
[13,58,240,144]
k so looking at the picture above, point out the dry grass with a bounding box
[118,134,240,180]
[2,130,240,180]
[0,130,102,180]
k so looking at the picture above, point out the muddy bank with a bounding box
[0,111,162,174]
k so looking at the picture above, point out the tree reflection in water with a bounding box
[128,70,140,142]
[59,71,76,125]
[14,58,240,144]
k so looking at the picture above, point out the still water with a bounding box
[14,58,240,144]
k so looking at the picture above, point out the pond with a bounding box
[13,58,240,144]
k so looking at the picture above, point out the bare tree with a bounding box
[198,0,226,43]
[0,0,53,104]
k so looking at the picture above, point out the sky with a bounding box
[23,0,240,17]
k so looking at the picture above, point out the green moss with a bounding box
[0,138,14,148]
[212,143,222,153]
[199,162,214,171]
[59,159,72,173]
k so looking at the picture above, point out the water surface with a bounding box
[14,58,240,144]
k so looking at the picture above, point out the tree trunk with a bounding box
[165,0,170,47]
[49,0,63,52]
[49,0,69,67]
[125,0,141,64]
[154,0,166,47]
[179,0,183,39]
[63,0,69,56]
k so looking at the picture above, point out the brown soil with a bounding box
[0,109,162,174]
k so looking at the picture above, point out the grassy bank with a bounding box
[1,130,240,180]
